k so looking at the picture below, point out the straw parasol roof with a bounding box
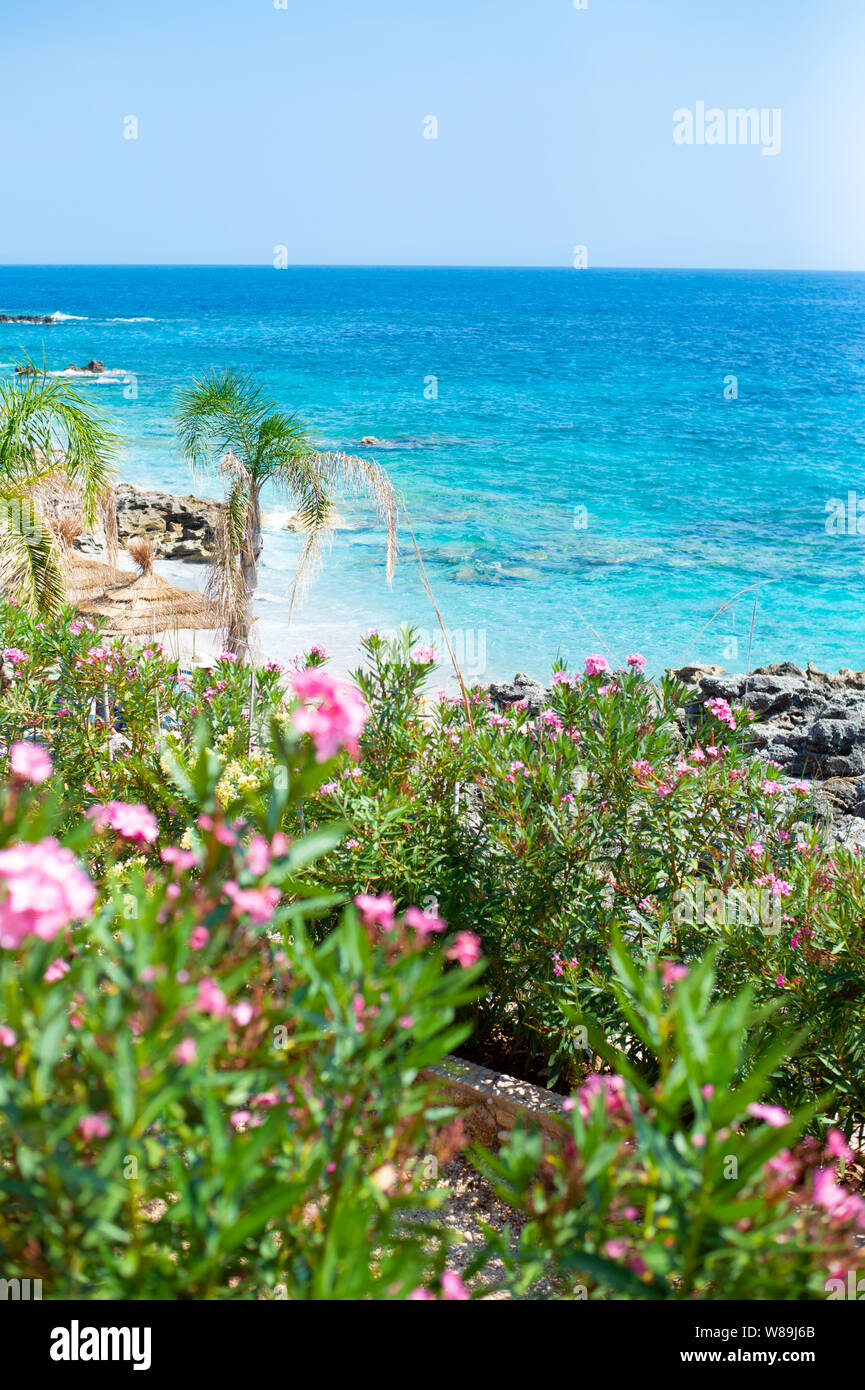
[75,538,220,636]
[64,554,128,606]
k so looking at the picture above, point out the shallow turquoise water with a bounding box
[2,265,864,681]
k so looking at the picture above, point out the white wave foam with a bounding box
[105,317,155,323]
[49,312,87,322]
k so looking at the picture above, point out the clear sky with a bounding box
[2,0,864,268]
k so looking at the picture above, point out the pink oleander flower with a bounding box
[759,779,783,797]
[253,1089,280,1108]
[161,846,198,871]
[766,1148,799,1185]
[0,838,95,949]
[408,1288,434,1301]
[245,835,271,876]
[754,872,792,898]
[576,1073,632,1123]
[826,1129,855,1163]
[354,892,395,932]
[224,880,280,925]
[631,759,652,781]
[79,1112,111,1141]
[626,653,647,670]
[788,779,810,795]
[705,697,736,730]
[812,1167,865,1226]
[584,654,610,676]
[43,958,71,983]
[551,670,577,687]
[232,1001,254,1026]
[308,643,327,660]
[319,781,338,795]
[195,978,228,1019]
[230,1110,253,1130]
[174,1037,197,1065]
[656,782,672,797]
[747,1102,790,1128]
[538,709,564,730]
[290,668,368,762]
[89,801,158,844]
[661,961,689,985]
[218,651,238,663]
[9,741,53,785]
[745,841,764,859]
[189,926,209,950]
[411,645,436,664]
[404,905,447,936]
[440,1271,470,1301]
[3,648,27,665]
[0,1024,16,1047]
[445,931,482,967]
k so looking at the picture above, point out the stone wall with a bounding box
[420,1056,565,1148]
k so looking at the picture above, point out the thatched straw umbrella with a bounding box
[78,538,219,638]
[51,516,124,607]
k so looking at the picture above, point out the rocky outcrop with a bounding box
[0,312,58,324]
[63,360,105,374]
[113,484,223,561]
[488,672,552,711]
[677,663,865,846]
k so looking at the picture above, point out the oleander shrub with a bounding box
[0,676,486,1299]
[304,630,865,1133]
[476,938,865,1300]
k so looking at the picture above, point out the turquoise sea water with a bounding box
[1,265,864,682]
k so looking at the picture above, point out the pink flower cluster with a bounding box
[0,838,96,949]
[88,801,159,844]
[705,697,736,730]
[570,1073,632,1123]
[289,669,368,762]
[584,654,610,677]
[9,741,53,785]
[224,880,281,924]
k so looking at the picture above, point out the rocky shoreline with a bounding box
[488,664,865,847]
[0,312,59,324]
[66,483,224,562]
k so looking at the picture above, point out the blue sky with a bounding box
[2,0,864,268]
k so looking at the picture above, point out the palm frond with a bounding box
[175,371,276,482]
[0,369,120,529]
[0,484,65,617]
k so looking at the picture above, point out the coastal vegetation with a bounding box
[0,601,863,1299]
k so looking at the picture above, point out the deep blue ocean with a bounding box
[2,265,864,683]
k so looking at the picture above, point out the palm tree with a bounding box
[175,371,398,656]
[0,369,120,615]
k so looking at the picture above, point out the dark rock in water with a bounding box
[488,672,552,711]
[359,436,382,447]
[0,312,58,324]
[81,360,105,374]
